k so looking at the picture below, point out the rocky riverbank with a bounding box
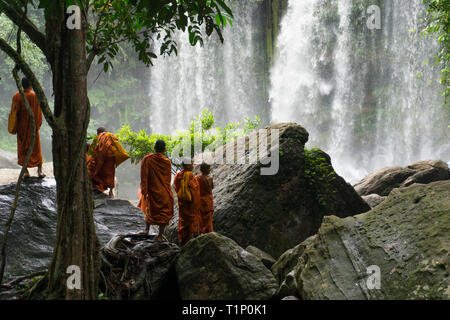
[0,123,448,300]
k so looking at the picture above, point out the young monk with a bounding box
[196,162,214,234]
[87,127,128,198]
[174,158,200,246]
[138,140,174,242]
[12,78,44,178]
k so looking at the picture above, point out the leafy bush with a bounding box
[422,0,450,103]
[115,109,261,172]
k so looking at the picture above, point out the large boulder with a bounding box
[285,180,450,300]
[100,234,180,300]
[175,232,278,300]
[166,123,370,258]
[354,160,450,196]
[0,178,146,280]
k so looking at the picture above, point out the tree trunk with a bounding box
[44,4,100,300]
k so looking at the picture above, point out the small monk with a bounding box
[12,77,44,178]
[174,158,200,246]
[196,162,214,234]
[87,127,126,198]
[138,140,174,242]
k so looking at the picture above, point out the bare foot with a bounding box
[157,235,168,243]
[138,230,149,235]
[38,173,46,179]
[23,169,30,179]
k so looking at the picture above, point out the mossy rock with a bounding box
[291,180,450,300]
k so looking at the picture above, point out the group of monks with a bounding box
[9,78,214,247]
[87,132,215,245]
[137,140,214,245]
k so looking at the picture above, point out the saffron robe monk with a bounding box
[196,162,214,234]
[138,139,174,242]
[174,159,201,246]
[87,127,120,198]
[12,78,44,178]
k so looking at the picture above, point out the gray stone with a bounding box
[354,160,450,196]
[362,194,387,208]
[292,181,450,300]
[245,245,276,269]
[175,232,278,300]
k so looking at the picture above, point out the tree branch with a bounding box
[0,67,37,286]
[0,0,48,57]
[0,37,56,130]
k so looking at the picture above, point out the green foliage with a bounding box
[422,0,450,102]
[0,12,51,154]
[87,0,233,70]
[304,148,337,206]
[117,109,261,171]
[98,292,109,300]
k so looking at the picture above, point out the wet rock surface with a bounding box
[0,178,145,280]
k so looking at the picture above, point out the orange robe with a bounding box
[13,89,43,167]
[137,188,150,222]
[196,174,214,234]
[139,153,174,225]
[87,132,117,192]
[174,170,200,246]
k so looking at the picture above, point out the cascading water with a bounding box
[148,1,268,135]
[270,0,449,182]
[148,0,448,183]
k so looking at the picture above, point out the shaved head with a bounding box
[21,77,31,89]
[155,139,166,153]
[97,127,106,135]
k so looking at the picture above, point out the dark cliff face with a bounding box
[166,123,370,258]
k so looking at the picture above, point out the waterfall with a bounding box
[148,1,268,135]
[270,0,449,182]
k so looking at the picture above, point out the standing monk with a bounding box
[138,140,174,242]
[87,127,129,198]
[196,162,214,234]
[12,78,44,178]
[174,158,200,246]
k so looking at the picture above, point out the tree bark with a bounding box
[44,4,100,300]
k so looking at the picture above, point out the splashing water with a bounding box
[148,1,267,135]
[270,0,448,182]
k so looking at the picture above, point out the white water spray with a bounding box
[270,0,448,182]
